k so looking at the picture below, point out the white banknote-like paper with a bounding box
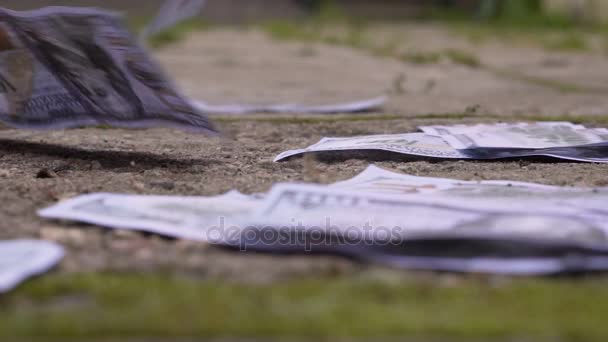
[331,165,608,226]
[37,168,608,274]
[331,164,559,194]
[0,6,216,132]
[0,240,64,293]
[243,182,608,274]
[253,183,486,236]
[275,126,608,163]
[274,133,468,162]
[253,182,608,244]
[420,122,608,149]
[38,191,260,242]
[192,96,387,115]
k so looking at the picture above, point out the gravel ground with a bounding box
[1,25,608,282]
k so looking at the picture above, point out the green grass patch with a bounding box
[542,33,589,52]
[399,51,442,65]
[2,272,608,340]
[489,68,608,94]
[262,18,368,51]
[260,19,603,94]
[443,49,482,67]
[262,21,323,43]
[395,49,481,67]
[148,19,210,49]
[261,0,369,51]
[262,20,480,69]
[423,0,598,32]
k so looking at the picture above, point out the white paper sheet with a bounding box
[0,240,64,293]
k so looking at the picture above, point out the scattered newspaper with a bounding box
[275,123,608,163]
[141,0,207,40]
[332,164,572,194]
[274,133,468,162]
[38,165,608,274]
[420,122,608,149]
[252,182,608,244]
[237,182,608,274]
[0,6,216,132]
[330,165,608,226]
[0,240,64,293]
[233,225,608,275]
[38,191,260,242]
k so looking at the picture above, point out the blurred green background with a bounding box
[2,0,607,25]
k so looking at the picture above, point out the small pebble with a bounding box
[90,161,102,170]
[36,168,56,179]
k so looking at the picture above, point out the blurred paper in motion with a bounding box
[141,0,207,40]
[0,6,216,133]
[192,95,387,115]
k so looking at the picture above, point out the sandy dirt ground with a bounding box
[1,25,608,282]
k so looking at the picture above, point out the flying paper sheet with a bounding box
[0,240,64,293]
[192,96,387,115]
[0,6,216,132]
[141,0,207,40]
[142,1,387,115]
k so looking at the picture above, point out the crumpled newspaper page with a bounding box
[236,182,608,275]
[274,124,608,163]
